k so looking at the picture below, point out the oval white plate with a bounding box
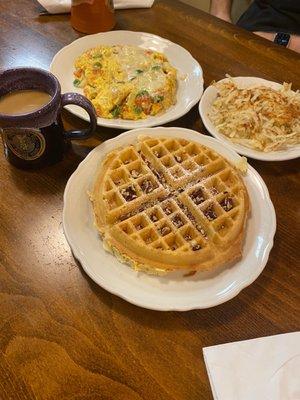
[50,31,203,129]
[63,127,276,311]
[199,76,300,161]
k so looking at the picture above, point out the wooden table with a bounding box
[0,1,299,399]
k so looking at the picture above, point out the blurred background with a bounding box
[180,0,250,23]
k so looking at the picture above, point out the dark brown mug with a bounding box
[0,67,97,169]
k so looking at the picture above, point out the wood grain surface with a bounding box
[0,1,299,399]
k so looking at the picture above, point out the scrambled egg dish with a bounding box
[73,45,177,120]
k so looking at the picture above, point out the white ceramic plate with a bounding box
[199,76,300,161]
[63,127,276,311]
[50,31,203,129]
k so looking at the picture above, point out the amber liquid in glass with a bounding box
[71,0,115,34]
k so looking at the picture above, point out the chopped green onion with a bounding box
[93,62,102,68]
[134,106,142,114]
[152,65,161,70]
[153,95,164,103]
[111,105,121,118]
[136,89,149,98]
[136,69,143,74]
[73,79,81,87]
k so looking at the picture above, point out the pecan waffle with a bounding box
[90,136,250,275]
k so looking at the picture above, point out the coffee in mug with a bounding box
[0,90,52,115]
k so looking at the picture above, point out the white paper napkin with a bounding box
[114,0,154,8]
[38,0,154,14]
[203,332,300,400]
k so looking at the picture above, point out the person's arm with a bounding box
[254,31,300,53]
[210,0,233,23]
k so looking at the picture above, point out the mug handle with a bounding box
[61,92,97,140]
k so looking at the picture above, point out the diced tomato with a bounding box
[135,94,150,105]
[74,69,83,77]
[135,94,152,114]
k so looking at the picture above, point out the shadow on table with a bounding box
[62,102,204,138]
[248,158,299,177]
[72,249,276,335]
[6,144,83,195]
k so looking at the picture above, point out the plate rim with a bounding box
[199,76,300,161]
[63,127,276,311]
[50,30,204,129]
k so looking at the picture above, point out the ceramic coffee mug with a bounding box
[0,67,97,168]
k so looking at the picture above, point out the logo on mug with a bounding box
[3,128,46,161]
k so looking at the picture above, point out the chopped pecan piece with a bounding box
[172,169,181,178]
[163,205,173,215]
[130,169,140,178]
[172,215,184,228]
[220,197,234,212]
[150,213,158,222]
[196,225,207,237]
[154,170,166,185]
[136,224,143,230]
[204,205,217,221]
[210,187,219,195]
[120,186,137,201]
[192,243,201,251]
[141,179,155,194]
[160,226,171,236]
[191,188,205,205]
